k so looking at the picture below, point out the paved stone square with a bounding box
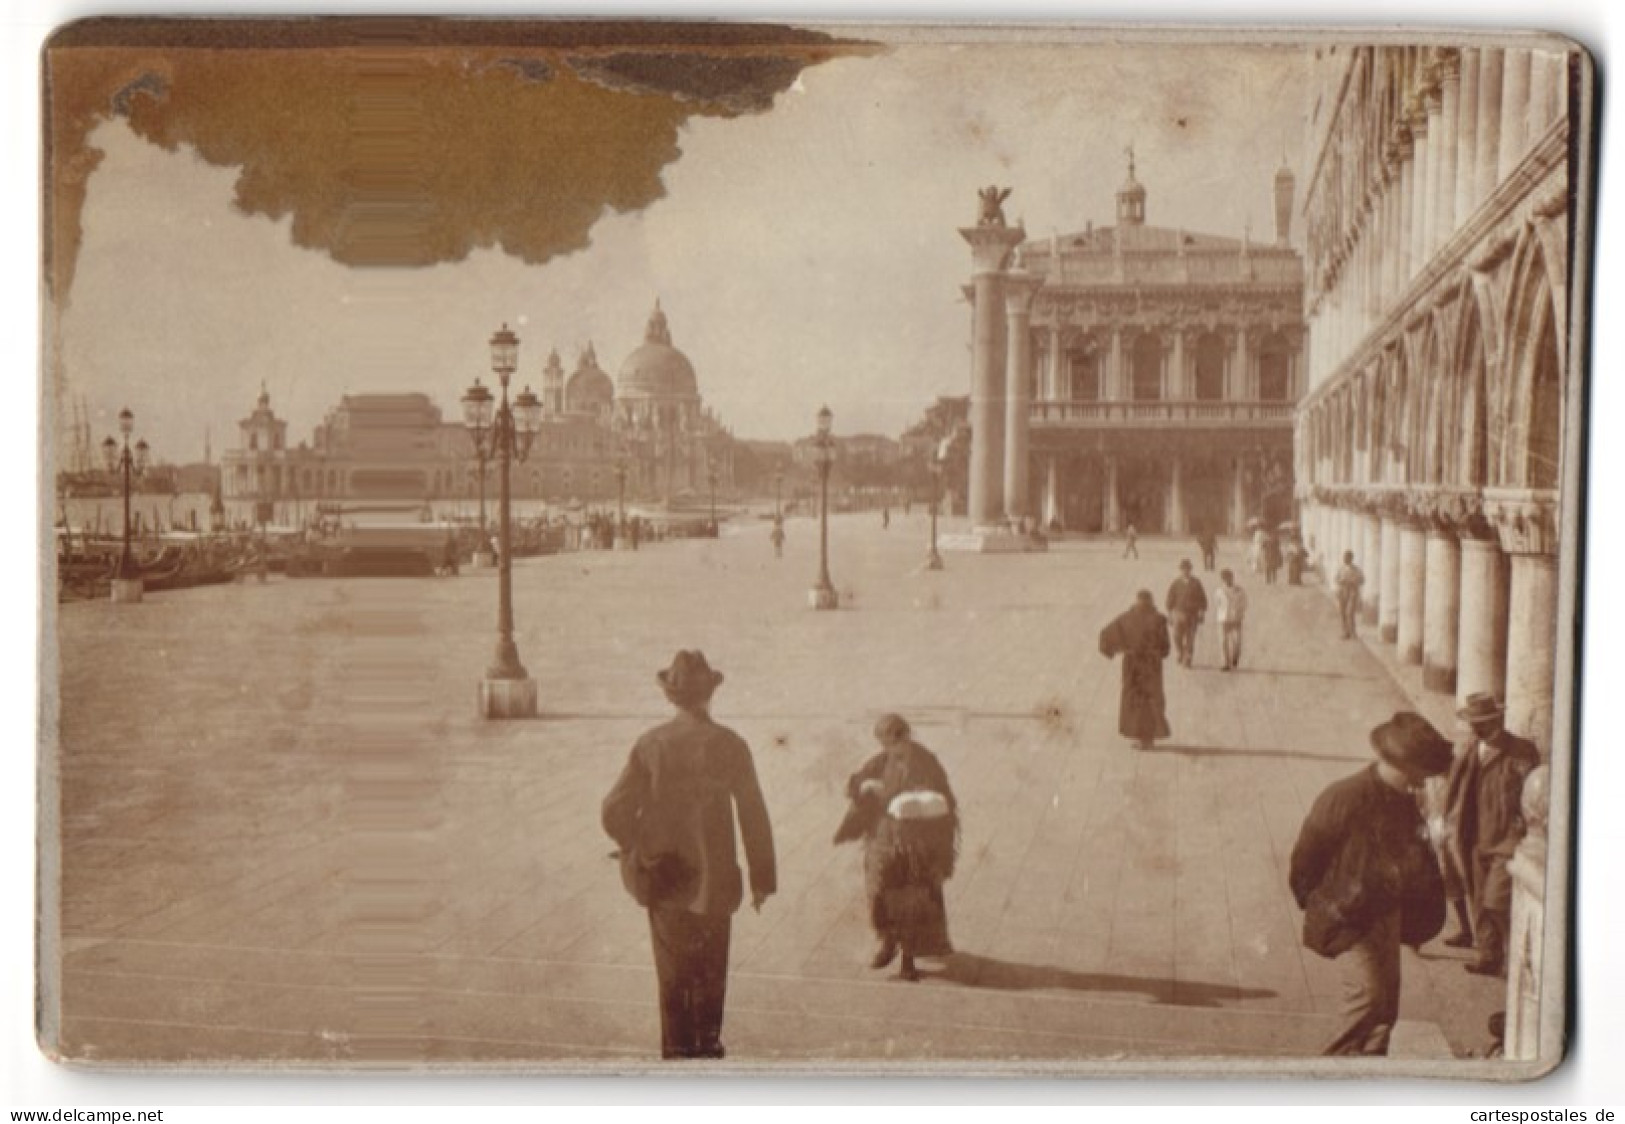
[49,512,1508,1067]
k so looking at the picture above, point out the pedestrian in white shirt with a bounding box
[1213,568,1249,671]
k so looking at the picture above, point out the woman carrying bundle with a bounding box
[836,714,959,982]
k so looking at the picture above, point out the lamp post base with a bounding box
[472,550,496,569]
[808,585,840,611]
[109,577,144,604]
[479,675,538,719]
[925,548,944,571]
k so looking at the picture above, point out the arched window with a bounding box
[1258,334,1292,400]
[1194,333,1226,400]
[1131,334,1163,401]
[1068,350,1100,401]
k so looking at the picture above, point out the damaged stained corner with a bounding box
[42,18,878,300]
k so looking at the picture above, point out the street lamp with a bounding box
[614,445,629,549]
[926,436,948,571]
[774,466,784,521]
[809,405,838,610]
[707,460,719,537]
[463,377,495,566]
[463,323,543,719]
[101,407,150,603]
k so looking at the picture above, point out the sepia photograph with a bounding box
[31,16,1593,1084]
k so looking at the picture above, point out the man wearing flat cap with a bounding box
[1289,712,1452,1055]
[1438,692,1540,977]
[602,650,777,1060]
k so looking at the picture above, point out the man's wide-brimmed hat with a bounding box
[1456,691,1506,724]
[657,649,724,701]
[1369,711,1454,778]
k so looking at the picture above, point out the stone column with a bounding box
[1456,48,1481,225]
[1228,461,1241,539]
[961,223,1025,529]
[1108,329,1124,401]
[1379,512,1403,643]
[1488,492,1559,753]
[1398,517,1428,664]
[1361,512,1382,624]
[1169,331,1186,400]
[1475,48,1504,206]
[1456,530,1511,704]
[1499,49,1532,180]
[1232,326,1250,400]
[1168,457,1187,536]
[1504,765,1549,1062]
[1043,456,1060,528]
[1396,133,1416,286]
[1048,326,1064,399]
[1104,455,1122,534]
[1434,51,1460,252]
[1410,109,1431,275]
[1003,272,1039,524]
[1422,520,1463,694]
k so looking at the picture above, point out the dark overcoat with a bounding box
[1099,603,1173,741]
[602,710,777,916]
[1442,730,1540,917]
[1290,765,1446,956]
[847,741,958,956]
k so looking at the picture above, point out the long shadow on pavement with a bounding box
[1140,743,1369,765]
[926,953,1275,1008]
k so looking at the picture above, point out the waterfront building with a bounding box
[218,301,736,519]
[960,156,1306,537]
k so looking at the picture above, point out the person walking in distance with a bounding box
[1290,712,1452,1056]
[1165,559,1208,668]
[1438,693,1541,977]
[1122,522,1139,560]
[601,650,777,1060]
[1213,568,1249,671]
[1198,530,1218,572]
[1098,590,1172,750]
[1335,550,1365,640]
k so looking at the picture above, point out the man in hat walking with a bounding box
[1289,712,1452,1056]
[602,650,777,1060]
[1166,559,1209,668]
[1438,692,1541,977]
[1099,590,1172,750]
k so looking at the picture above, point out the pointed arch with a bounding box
[1500,224,1567,489]
[1448,277,1493,488]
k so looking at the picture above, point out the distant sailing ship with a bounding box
[57,395,118,498]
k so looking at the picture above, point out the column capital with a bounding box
[1483,487,1561,555]
[961,224,1028,274]
[1002,270,1042,315]
[1438,47,1463,85]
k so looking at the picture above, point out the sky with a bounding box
[53,34,1310,465]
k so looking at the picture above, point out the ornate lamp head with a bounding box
[489,324,519,383]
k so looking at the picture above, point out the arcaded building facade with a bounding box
[961,158,1306,537]
[1294,44,1574,755]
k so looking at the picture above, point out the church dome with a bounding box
[565,343,615,413]
[617,300,699,401]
